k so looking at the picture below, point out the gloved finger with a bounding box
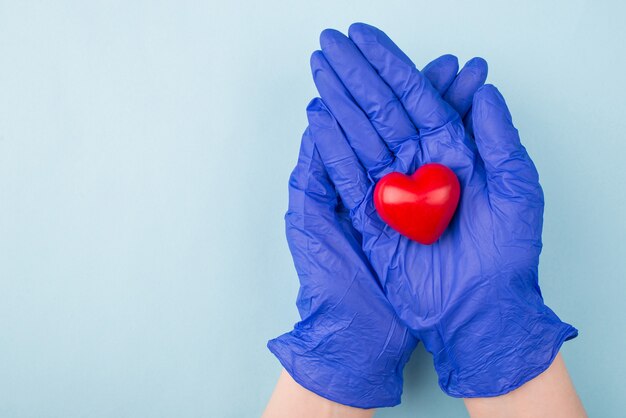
[310,51,394,177]
[306,98,371,211]
[348,22,458,131]
[318,30,418,157]
[444,57,488,119]
[472,85,542,203]
[287,126,338,218]
[422,54,459,95]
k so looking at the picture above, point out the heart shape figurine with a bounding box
[374,163,460,245]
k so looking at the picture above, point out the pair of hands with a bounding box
[268,23,576,408]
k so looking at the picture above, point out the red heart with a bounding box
[374,163,460,245]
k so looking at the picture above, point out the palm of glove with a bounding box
[356,109,545,337]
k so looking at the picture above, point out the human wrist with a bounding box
[262,370,375,418]
[463,354,587,418]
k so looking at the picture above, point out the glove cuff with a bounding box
[429,306,577,398]
[267,326,415,409]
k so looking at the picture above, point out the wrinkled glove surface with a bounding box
[307,23,577,398]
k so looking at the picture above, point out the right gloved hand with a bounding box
[268,50,489,408]
[308,23,577,398]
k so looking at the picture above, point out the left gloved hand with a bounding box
[308,23,577,398]
[267,125,417,408]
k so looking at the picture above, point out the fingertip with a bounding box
[476,83,499,96]
[348,22,379,42]
[422,54,459,93]
[423,54,459,72]
[310,50,324,67]
[455,57,488,85]
[439,54,460,67]
[465,57,488,85]
[306,97,323,111]
[320,28,347,49]
[306,98,334,128]
[310,50,326,77]
[473,84,500,108]
[467,56,488,72]
[491,84,507,104]
[349,23,414,69]
[439,57,488,118]
[441,54,460,68]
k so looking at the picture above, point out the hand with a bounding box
[267,124,416,408]
[268,53,489,408]
[307,23,577,397]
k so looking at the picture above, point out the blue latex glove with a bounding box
[307,23,577,398]
[268,54,488,407]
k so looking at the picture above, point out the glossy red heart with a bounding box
[374,163,460,245]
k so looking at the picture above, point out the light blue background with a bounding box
[0,1,624,417]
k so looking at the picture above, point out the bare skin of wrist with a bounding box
[262,370,374,418]
[263,354,586,418]
[464,353,587,418]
